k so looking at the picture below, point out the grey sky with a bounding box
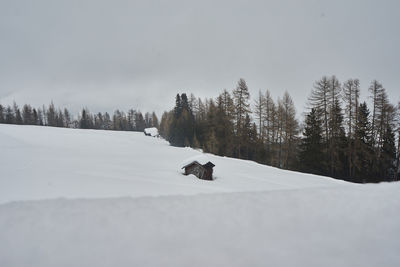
[1,0,399,117]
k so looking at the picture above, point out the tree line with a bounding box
[0,102,159,131]
[159,77,400,183]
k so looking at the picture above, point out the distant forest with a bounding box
[0,102,159,131]
[158,77,400,183]
[1,76,399,183]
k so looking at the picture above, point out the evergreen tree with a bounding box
[103,112,112,130]
[94,112,104,129]
[379,124,396,181]
[127,109,136,131]
[22,104,34,125]
[47,102,57,126]
[0,104,4,123]
[32,108,39,125]
[299,108,324,174]
[5,106,14,124]
[13,102,23,125]
[216,92,235,156]
[80,108,92,129]
[37,109,44,125]
[328,98,347,178]
[56,110,65,127]
[353,102,373,183]
[64,108,72,128]
[168,94,195,147]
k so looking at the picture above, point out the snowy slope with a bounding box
[1,185,400,267]
[0,124,344,204]
[1,124,399,267]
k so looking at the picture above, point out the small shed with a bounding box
[144,127,159,137]
[182,157,215,180]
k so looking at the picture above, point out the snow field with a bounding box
[0,124,399,267]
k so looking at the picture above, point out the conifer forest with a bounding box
[1,76,399,183]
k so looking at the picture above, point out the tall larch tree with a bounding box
[254,90,266,139]
[308,76,331,169]
[233,78,251,158]
[281,91,299,169]
[342,78,360,177]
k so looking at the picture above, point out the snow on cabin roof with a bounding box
[144,127,159,137]
[181,155,214,169]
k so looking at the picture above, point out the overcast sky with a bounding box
[1,0,399,117]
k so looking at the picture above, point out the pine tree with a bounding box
[47,102,57,126]
[13,102,23,125]
[5,106,14,124]
[327,76,344,177]
[328,98,346,178]
[64,108,72,128]
[168,94,195,147]
[80,108,91,129]
[0,104,5,123]
[37,109,44,125]
[103,112,112,130]
[94,112,104,129]
[22,104,34,125]
[32,108,39,125]
[379,124,396,181]
[56,110,65,127]
[299,108,324,174]
[216,92,235,156]
[353,102,373,183]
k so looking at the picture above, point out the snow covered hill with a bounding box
[0,124,399,267]
[0,124,344,203]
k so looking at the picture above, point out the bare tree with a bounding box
[233,78,251,158]
[342,78,360,177]
[254,90,265,138]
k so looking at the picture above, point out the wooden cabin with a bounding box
[182,160,215,180]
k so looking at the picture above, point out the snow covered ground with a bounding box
[0,124,399,267]
[0,124,345,203]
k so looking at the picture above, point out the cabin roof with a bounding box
[203,162,215,168]
[181,155,215,169]
[144,127,159,137]
[181,160,215,169]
